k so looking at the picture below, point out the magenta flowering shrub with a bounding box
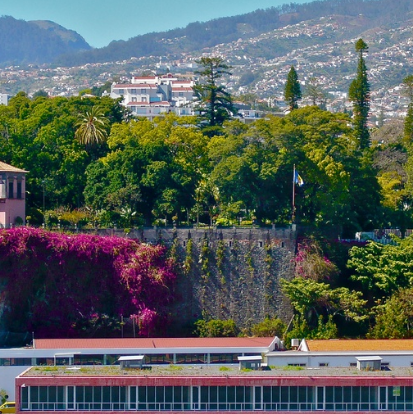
[295,240,339,282]
[0,227,176,338]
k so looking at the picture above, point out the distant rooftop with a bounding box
[0,161,28,173]
[34,337,275,350]
[305,339,413,352]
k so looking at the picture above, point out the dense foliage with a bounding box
[0,227,176,338]
[0,91,401,235]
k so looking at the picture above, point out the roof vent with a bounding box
[291,339,300,349]
[356,356,382,371]
[118,355,145,370]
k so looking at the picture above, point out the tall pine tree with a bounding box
[349,39,370,149]
[193,57,236,136]
[284,66,301,112]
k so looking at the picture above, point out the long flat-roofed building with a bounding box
[266,338,413,369]
[0,336,280,400]
[15,364,413,413]
[9,337,413,412]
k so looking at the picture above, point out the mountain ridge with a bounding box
[55,0,413,66]
[0,15,91,65]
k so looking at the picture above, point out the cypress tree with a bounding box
[403,75,413,142]
[284,65,301,112]
[404,104,413,143]
[349,39,370,149]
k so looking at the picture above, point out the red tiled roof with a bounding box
[172,88,193,92]
[112,84,137,88]
[306,339,413,352]
[34,337,274,350]
[126,101,151,106]
[113,84,157,89]
[126,101,172,107]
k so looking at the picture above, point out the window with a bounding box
[319,362,329,367]
[141,89,147,94]
[8,182,13,198]
[17,182,22,199]
[0,357,32,366]
[118,89,124,94]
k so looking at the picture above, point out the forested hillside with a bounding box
[0,16,91,64]
[56,0,413,66]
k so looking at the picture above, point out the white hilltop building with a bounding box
[0,93,9,105]
[110,74,196,119]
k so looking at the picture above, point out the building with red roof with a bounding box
[110,74,196,119]
[0,336,280,401]
[8,337,413,412]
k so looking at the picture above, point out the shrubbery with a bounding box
[0,227,176,338]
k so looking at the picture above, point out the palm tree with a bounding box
[75,106,108,146]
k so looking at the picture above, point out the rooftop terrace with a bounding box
[21,364,413,378]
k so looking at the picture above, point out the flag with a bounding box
[294,170,304,187]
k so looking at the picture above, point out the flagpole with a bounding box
[292,164,296,224]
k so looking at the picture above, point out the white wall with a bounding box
[0,366,29,400]
[266,353,413,368]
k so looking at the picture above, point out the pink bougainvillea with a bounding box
[0,227,176,338]
[294,240,339,282]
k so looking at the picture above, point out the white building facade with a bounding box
[0,93,9,105]
[110,74,196,119]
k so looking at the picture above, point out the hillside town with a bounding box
[4,0,413,412]
[1,15,413,123]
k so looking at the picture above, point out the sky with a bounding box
[1,0,309,48]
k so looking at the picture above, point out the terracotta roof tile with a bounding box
[126,101,171,107]
[307,339,413,352]
[34,337,274,350]
[113,84,157,89]
[172,88,194,92]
